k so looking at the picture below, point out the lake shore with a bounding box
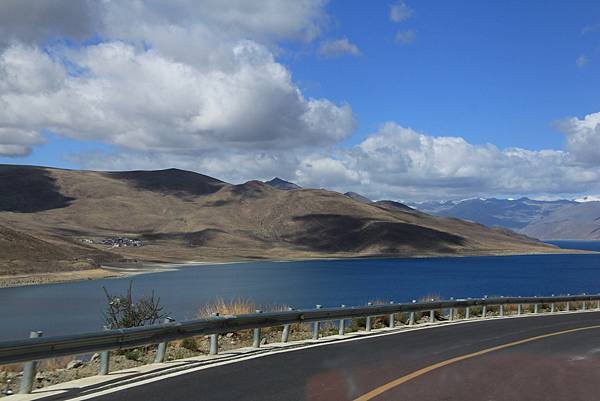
[0,247,592,289]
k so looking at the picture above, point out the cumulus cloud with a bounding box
[291,123,600,200]
[559,112,600,166]
[0,1,355,155]
[318,38,361,57]
[0,128,44,157]
[0,0,99,47]
[74,122,600,201]
[389,1,414,22]
[395,30,416,45]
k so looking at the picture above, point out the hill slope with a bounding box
[0,165,560,275]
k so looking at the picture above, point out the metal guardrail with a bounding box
[2,294,600,394]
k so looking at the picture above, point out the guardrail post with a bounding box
[389,301,395,328]
[365,302,373,332]
[312,305,322,340]
[517,304,522,315]
[281,307,293,343]
[339,305,346,335]
[253,310,263,348]
[99,351,110,375]
[99,326,110,375]
[154,317,175,363]
[482,296,487,318]
[209,313,219,355]
[19,331,43,394]
[409,300,416,325]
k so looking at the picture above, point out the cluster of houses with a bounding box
[102,237,143,248]
[79,237,143,248]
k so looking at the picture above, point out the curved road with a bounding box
[81,313,600,401]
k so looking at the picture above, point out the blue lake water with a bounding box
[1,241,599,341]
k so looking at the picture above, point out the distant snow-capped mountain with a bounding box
[408,197,600,240]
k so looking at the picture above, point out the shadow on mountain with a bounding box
[287,214,465,253]
[141,229,226,247]
[0,165,74,213]
[108,169,227,197]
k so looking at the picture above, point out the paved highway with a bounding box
[78,313,600,401]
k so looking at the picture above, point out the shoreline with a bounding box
[0,247,595,289]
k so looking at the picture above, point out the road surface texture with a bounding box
[55,313,600,400]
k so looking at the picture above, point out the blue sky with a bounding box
[1,1,600,200]
[285,0,600,150]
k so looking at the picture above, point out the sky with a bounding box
[1,0,600,201]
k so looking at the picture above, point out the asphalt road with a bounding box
[90,313,600,401]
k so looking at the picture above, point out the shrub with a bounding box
[103,281,167,329]
[180,337,199,352]
[123,349,143,361]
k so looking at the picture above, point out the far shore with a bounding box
[0,247,595,289]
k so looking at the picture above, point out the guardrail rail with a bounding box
[2,293,600,394]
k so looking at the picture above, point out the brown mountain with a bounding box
[0,165,560,277]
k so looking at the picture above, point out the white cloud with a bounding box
[576,55,588,67]
[318,38,361,57]
[390,1,414,23]
[395,30,416,45]
[559,112,600,165]
[0,128,44,157]
[0,0,99,47]
[294,123,600,200]
[75,122,600,201]
[0,1,356,155]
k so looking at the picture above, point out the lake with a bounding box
[1,241,599,341]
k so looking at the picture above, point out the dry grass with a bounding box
[0,364,21,374]
[196,298,298,340]
[39,356,73,371]
[197,298,290,317]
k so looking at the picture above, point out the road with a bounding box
[84,313,600,401]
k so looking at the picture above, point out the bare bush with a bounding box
[103,281,167,329]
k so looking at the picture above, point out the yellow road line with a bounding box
[353,324,600,401]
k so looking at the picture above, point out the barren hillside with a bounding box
[0,165,561,276]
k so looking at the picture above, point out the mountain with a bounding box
[519,202,600,240]
[344,192,372,204]
[410,197,600,240]
[410,197,574,231]
[264,177,301,190]
[0,165,560,276]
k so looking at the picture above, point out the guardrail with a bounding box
[2,294,600,394]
